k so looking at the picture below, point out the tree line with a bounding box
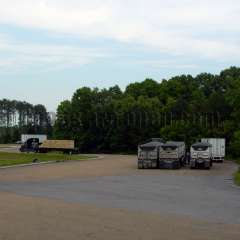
[1,67,239,157]
[0,99,52,143]
[54,67,240,157]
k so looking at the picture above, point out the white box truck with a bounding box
[21,134,47,144]
[201,138,225,162]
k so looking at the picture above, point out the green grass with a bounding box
[230,157,240,186]
[234,169,240,186]
[211,155,240,186]
[0,152,94,167]
[235,158,240,165]
[233,156,240,186]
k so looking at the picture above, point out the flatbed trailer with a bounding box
[39,140,76,154]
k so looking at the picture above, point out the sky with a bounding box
[0,0,239,111]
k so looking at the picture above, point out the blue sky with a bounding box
[0,0,239,111]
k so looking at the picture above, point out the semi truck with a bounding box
[201,138,225,162]
[20,136,76,154]
[190,142,213,169]
[159,141,186,169]
[138,139,164,169]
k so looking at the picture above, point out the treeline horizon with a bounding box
[54,66,240,157]
[0,99,52,143]
[1,66,240,157]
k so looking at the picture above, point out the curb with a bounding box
[0,161,58,169]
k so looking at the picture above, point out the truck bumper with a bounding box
[159,160,180,169]
[190,159,211,169]
[138,159,158,169]
[212,157,224,163]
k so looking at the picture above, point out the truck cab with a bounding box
[20,138,40,153]
[190,142,213,169]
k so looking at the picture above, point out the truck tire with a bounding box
[174,161,181,169]
[205,166,210,170]
[138,163,143,169]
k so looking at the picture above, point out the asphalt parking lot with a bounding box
[0,153,240,240]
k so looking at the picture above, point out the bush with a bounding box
[229,141,240,158]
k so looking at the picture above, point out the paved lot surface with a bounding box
[0,144,20,153]
[0,152,240,240]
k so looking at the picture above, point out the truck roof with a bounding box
[192,142,212,147]
[164,141,185,147]
[139,141,164,148]
[149,138,164,142]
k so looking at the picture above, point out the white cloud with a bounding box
[130,59,198,70]
[0,35,107,72]
[0,0,240,64]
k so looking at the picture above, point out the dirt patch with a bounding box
[0,192,239,240]
[0,154,136,182]
[0,154,237,182]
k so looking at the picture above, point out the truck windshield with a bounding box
[192,146,208,151]
[162,146,177,151]
[140,146,156,151]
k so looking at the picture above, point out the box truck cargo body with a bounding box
[201,138,225,162]
[21,134,47,144]
[190,142,212,169]
[138,140,164,169]
[159,141,186,169]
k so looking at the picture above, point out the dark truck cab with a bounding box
[20,138,40,153]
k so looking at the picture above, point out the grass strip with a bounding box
[234,168,240,186]
[0,152,94,167]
